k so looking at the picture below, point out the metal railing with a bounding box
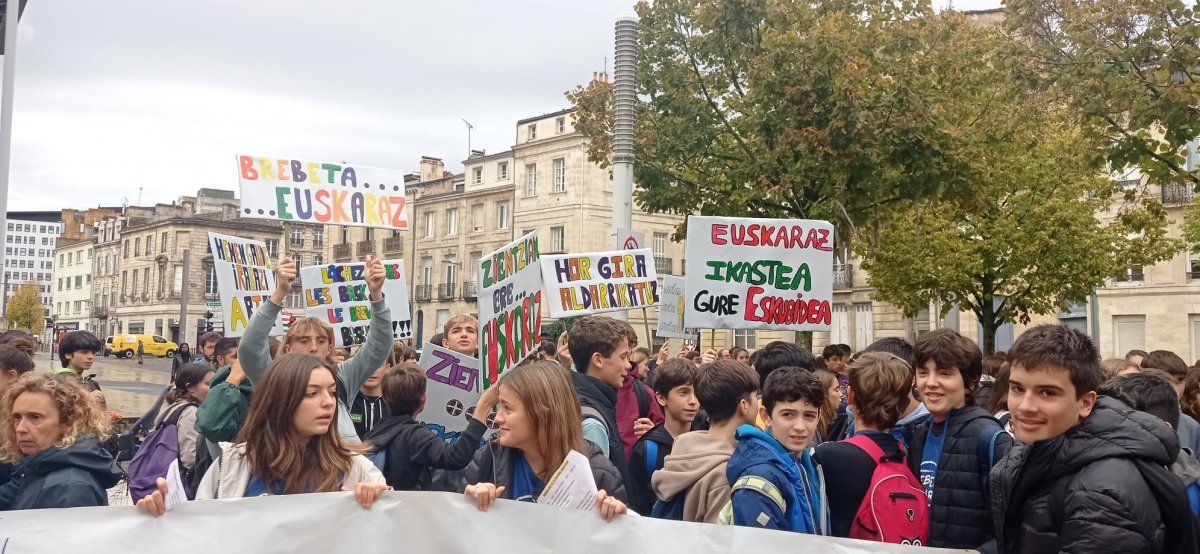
[653,256,672,274]
[288,237,305,247]
[333,243,352,261]
[383,236,404,254]
[438,282,457,300]
[833,263,853,289]
[356,240,375,257]
[414,285,432,301]
[462,281,478,298]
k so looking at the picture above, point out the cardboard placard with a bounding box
[540,249,660,318]
[656,275,695,339]
[298,260,412,347]
[478,232,543,388]
[417,343,499,445]
[683,216,834,331]
[237,154,408,230]
[207,232,285,337]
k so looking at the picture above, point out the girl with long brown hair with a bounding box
[463,360,628,521]
[814,369,850,443]
[137,354,387,515]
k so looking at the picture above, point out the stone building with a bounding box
[50,238,94,331]
[3,212,62,330]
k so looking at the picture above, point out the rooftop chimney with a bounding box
[419,156,444,182]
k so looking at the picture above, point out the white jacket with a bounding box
[196,442,385,499]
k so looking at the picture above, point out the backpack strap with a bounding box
[730,474,787,514]
[644,440,659,478]
[634,381,650,419]
[976,426,1005,475]
[159,402,199,430]
[581,405,603,425]
[845,434,887,463]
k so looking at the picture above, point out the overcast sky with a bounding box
[5,0,1001,211]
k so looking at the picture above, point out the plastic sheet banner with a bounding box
[237,154,408,230]
[0,491,971,554]
[683,216,835,331]
[298,259,412,347]
[207,232,284,337]
[417,343,498,445]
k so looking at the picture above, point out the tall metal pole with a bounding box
[612,16,638,322]
[0,0,21,296]
[179,249,190,345]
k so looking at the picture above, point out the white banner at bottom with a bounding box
[0,491,972,553]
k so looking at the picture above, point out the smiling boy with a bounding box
[723,368,827,534]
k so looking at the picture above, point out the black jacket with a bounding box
[989,397,1193,553]
[364,414,486,491]
[7,436,122,510]
[629,423,675,514]
[814,431,909,538]
[903,404,1012,549]
[571,371,636,504]
[462,437,627,503]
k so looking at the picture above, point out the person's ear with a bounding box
[1078,390,1098,420]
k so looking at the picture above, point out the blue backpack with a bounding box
[128,403,200,502]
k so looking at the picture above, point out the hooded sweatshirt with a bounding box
[651,430,735,523]
[5,436,123,510]
[725,424,826,534]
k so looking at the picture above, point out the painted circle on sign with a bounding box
[485,407,499,430]
[446,399,463,417]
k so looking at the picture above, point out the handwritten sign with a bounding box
[298,260,412,347]
[207,232,284,337]
[237,154,408,230]
[540,249,660,318]
[656,275,695,339]
[684,216,834,331]
[478,232,543,388]
[418,344,498,445]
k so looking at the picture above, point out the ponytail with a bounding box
[170,362,213,404]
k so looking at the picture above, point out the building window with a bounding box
[446,209,459,236]
[134,238,140,256]
[734,329,756,349]
[445,262,458,288]
[313,229,324,246]
[653,232,668,254]
[425,212,436,238]
[1189,247,1200,280]
[290,228,303,242]
[205,265,218,295]
[1115,265,1145,283]
[340,227,350,244]
[556,117,566,134]
[421,261,432,286]
[551,226,565,252]
[472,167,483,185]
[498,161,509,180]
[553,158,566,193]
[525,164,537,197]
[472,205,484,232]
[265,239,279,258]
[497,202,510,230]
[527,124,537,141]
[1114,315,1146,355]
[173,265,183,295]
[161,232,168,252]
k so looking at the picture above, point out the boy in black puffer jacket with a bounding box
[630,359,699,515]
[987,325,1198,554]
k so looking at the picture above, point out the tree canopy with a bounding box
[6,283,44,336]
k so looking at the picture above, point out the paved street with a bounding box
[32,350,174,418]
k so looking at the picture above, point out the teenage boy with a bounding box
[351,347,396,438]
[724,368,827,534]
[822,343,851,408]
[903,329,1011,550]
[652,359,760,523]
[568,316,636,501]
[240,255,393,444]
[57,330,106,410]
[364,361,493,491]
[630,359,699,515]
[991,325,1196,553]
[752,341,816,430]
[860,337,931,442]
[816,352,927,541]
[441,315,478,356]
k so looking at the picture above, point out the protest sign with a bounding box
[298,259,412,347]
[684,216,834,331]
[478,232,543,388]
[207,232,284,337]
[417,344,498,445]
[1,490,959,554]
[237,154,408,230]
[656,275,695,339]
[540,249,660,318]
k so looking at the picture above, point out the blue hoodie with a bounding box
[726,424,827,534]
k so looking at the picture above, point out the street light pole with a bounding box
[178,249,190,345]
[0,0,23,288]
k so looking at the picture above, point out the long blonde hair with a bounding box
[0,373,111,462]
[237,353,366,494]
[499,360,585,481]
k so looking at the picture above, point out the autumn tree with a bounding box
[6,283,45,336]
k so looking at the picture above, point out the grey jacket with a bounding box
[239,297,393,444]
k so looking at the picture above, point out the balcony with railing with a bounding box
[414,285,432,301]
[438,282,457,300]
[288,237,305,248]
[462,281,478,299]
[91,306,107,319]
[383,236,404,255]
[653,256,672,275]
[356,240,375,257]
[833,262,853,289]
[333,243,352,261]
[1162,183,1197,205]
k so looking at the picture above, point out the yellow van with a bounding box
[111,334,179,359]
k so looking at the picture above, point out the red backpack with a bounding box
[843,434,930,546]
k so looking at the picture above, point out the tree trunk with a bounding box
[978,292,998,355]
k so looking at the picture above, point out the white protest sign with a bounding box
[684,217,835,331]
[417,343,498,446]
[540,249,660,318]
[0,490,962,554]
[298,259,412,347]
[478,232,543,389]
[656,275,695,339]
[207,232,284,337]
[237,154,408,230]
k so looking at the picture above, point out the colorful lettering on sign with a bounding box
[482,290,543,388]
[425,350,480,393]
[556,280,659,312]
[709,223,833,251]
[702,260,813,292]
[481,235,540,290]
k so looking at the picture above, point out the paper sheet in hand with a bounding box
[536,450,598,511]
[164,460,189,511]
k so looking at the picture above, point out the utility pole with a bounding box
[611,16,638,321]
[178,249,190,345]
[0,0,26,288]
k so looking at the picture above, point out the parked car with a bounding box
[110,334,178,359]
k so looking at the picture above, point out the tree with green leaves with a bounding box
[6,283,45,336]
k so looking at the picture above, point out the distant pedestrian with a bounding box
[136,340,145,365]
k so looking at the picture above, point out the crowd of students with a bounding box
[1,256,1200,552]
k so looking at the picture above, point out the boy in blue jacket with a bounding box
[723,367,827,534]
